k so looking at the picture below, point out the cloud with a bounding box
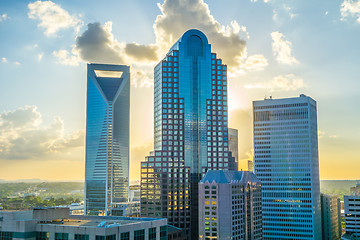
[0,13,8,22]
[154,0,247,69]
[74,22,125,64]
[1,57,7,63]
[0,106,84,160]
[125,43,158,62]
[318,130,325,139]
[52,49,79,66]
[241,54,268,71]
[245,74,305,92]
[28,1,82,36]
[271,31,299,65]
[56,0,250,85]
[318,130,339,139]
[38,53,43,61]
[341,0,360,22]
[14,61,21,65]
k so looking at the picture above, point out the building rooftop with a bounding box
[43,216,144,228]
[0,208,164,228]
[200,170,260,184]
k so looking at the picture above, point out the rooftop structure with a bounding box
[0,208,167,240]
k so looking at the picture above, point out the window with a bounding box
[36,232,49,240]
[55,233,68,240]
[134,230,145,240]
[120,232,129,240]
[160,226,167,240]
[149,228,156,240]
[74,235,89,240]
[0,232,13,240]
[96,235,115,240]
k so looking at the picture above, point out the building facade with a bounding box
[321,193,342,240]
[248,160,254,173]
[350,184,360,195]
[0,208,167,240]
[199,170,262,240]
[343,195,360,239]
[85,64,130,216]
[228,128,239,171]
[140,29,234,239]
[253,94,322,239]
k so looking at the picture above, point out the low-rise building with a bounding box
[199,170,262,240]
[111,201,140,217]
[0,207,167,240]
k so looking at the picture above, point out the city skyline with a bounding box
[0,0,360,181]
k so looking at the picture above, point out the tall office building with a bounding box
[199,170,262,240]
[228,128,239,171]
[140,29,234,239]
[253,94,322,239]
[321,193,341,240]
[85,64,130,216]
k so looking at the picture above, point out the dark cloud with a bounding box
[125,43,158,62]
[75,22,124,64]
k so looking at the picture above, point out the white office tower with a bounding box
[199,170,262,240]
[253,94,322,240]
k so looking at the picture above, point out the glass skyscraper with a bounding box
[140,29,234,239]
[253,94,322,239]
[85,64,130,216]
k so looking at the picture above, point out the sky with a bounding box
[0,0,359,181]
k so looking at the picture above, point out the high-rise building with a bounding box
[140,29,234,239]
[253,94,322,239]
[228,128,239,171]
[343,195,360,239]
[321,193,341,240]
[199,170,262,240]
[248,160,254,173]
[85,64,130,216]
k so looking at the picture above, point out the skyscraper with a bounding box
[140,29,233,239]
[85,64,130,216]
[228,128,239,171]
[253,94,322,239]
[199,170,262,240]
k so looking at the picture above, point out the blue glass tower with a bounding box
[85,64,130,216]
[253,94,322,239]
[141,29,235,239]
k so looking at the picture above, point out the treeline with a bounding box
[0,195,81,210]
[0,182,84,198]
